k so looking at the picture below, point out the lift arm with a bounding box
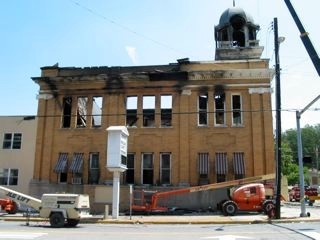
[150,173,275,210]
[0,186,42,211]
[284,0,320,76]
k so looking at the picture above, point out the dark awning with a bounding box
[69,153,83,173]
[199,153,209,175]
[215,152,228,174]
[54,153,68,173]
[233,152,246,175]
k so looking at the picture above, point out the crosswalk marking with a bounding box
[0,232,47,239]
[299,231,320,239]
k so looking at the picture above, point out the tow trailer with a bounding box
[0,186,90,227]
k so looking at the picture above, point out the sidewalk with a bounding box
[95,204,320,224]
[1,203,320,225]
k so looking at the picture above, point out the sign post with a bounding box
[106,126,129,219]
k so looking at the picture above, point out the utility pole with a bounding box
[274,17,282,219]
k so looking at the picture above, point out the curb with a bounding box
[1,216,320,225]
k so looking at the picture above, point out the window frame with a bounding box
[89,152,100,170]
[214,93,226,126]
[141,153,154,185]
[231,93,243,126]
[0,168,19,186]
[88,152,100,184]
[92,96,103,128]
[61,96,72,128]
[198,94,208,126]
[2,133,22,150]
[125,153,135,184]
[160,95,173,127]
[126,96,138,128]
[160,153,171,185]
[76,96,88,128]
[142,95,156,128]
[198,152,209,178]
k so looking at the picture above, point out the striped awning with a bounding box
[215,152,228,174]
[54,153,68,173]
[198,153,209,175]
[233,152,246,175]
[69,153,83,173]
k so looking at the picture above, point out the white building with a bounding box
[0,116,37,194]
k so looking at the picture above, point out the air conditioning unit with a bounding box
[72,177,82,185]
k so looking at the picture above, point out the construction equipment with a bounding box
[132,173,276,216]
[0,198,17,214]
[289,186,320,206]
[0,186,90,227]
[284,0,320,76]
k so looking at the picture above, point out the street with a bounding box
[0,221,319,240]
[1,203,320,240]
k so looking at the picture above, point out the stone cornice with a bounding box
[188,69,274,81]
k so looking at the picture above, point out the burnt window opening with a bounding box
[233,30,245,47]
[76,97,88,128]
[161,95,172,127]
[62,97,72,128]
[88,152,100,184]
[232,95,242,125]
[143,96,155,127]
[92,96,102,128]
[230,15,246,47]
[160,153,171,185]
[221,28,228,41]
[126,96,138,127]
[124,153,135,184]
[214,93,225,125]
[142,153,153,185]
[198,94,208,126]
[248,26,256,41]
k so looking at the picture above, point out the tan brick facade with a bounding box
[31,59,274,190]
[30,7,276,212]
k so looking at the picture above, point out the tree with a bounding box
[281,140,299,185]
[282,124,320,168]
[281,124,320,185]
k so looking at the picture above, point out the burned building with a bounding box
[30,6,275,211]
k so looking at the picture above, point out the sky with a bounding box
[0,0,319,131]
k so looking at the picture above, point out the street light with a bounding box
[296,94,320,217]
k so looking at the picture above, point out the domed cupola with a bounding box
[214,7,263,60]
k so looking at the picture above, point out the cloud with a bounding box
[125,46,138,65]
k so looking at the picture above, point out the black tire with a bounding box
[263,200,275,215]
[67,219,80,227]
[222,200,238,216]
[50,213,65,228]
[217,200,228,211]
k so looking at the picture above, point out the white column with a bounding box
[112,171,120,219]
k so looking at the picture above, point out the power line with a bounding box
[68,0,195,59]
[2,108,320,119]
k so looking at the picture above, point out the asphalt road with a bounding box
[0,221,319,240]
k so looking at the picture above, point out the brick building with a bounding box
[30,7,275,211]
